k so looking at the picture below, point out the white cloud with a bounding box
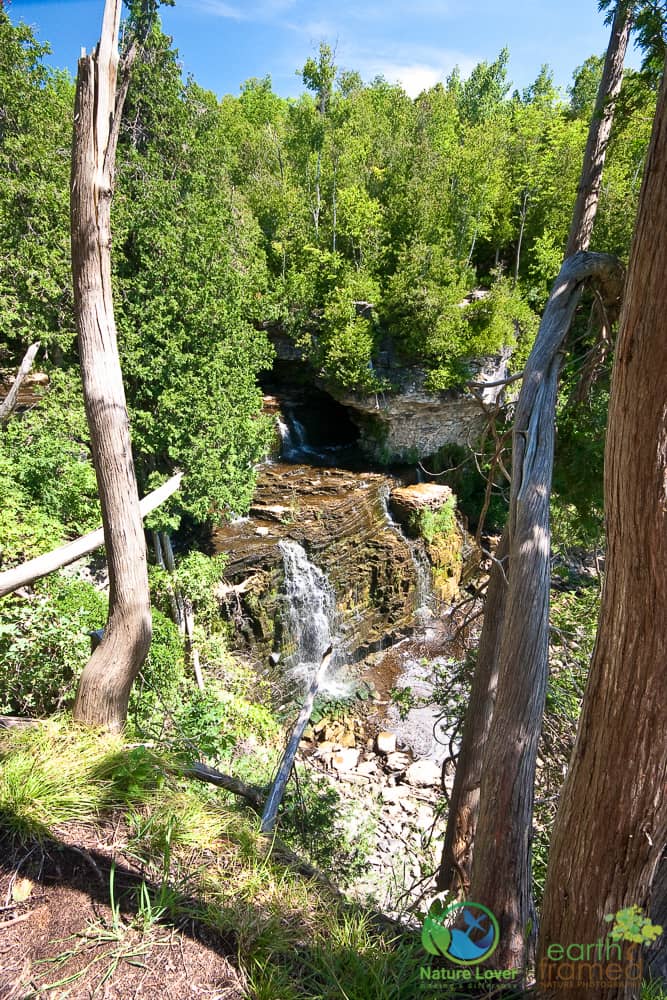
[347,46,479,96]
[378,62,442,96]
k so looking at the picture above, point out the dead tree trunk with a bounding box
[537,72,667,999]
[467,252,623,971]
[437,0,631,907]
[436,528,508,894]
[0,341,40,424]
[0,473,181,599]
[70,0,150,732]
[565,2,632,256]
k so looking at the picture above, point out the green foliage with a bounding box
[605,905,663,945]
[129,608,186,728]
[0,13,74,355]
[0,577,107,716]
[0,372,100,546]
[416,498,457,544]
[173,681,278,762]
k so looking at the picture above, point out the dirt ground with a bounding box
[0,827,246,1000]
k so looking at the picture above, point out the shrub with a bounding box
[0,576,107,716]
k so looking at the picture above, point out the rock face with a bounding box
[213,463,421,666]
[389,483,462,603]
[331,353,511,463]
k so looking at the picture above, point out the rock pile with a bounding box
[298,717,452,916]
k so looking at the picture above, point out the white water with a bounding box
[379,488,435,616]
[278,539,347,696]
[276,413,308,460]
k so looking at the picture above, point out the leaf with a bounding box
[12,877,33,902]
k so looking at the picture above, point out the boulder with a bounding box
[376,731,396,755]
[404,758,442,788]
[389,484,454,533]
[331,748,360,772]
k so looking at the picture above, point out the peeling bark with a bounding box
[537,69,667,999]
[468,252,623,972]
[70,0,150,732]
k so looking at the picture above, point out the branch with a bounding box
[184,761,265,814]
[0,472,183,599]
[0,342,41,424]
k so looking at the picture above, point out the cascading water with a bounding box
[379,488,435,616]
[276,411,309,460]
[278,539,346,694]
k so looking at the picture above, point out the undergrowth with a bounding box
[0,720,423,1000]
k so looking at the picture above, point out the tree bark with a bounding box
[647,852,667,984]
[467,253,622,972]
[0,473,182,599]
[0,341,41,424]
[70,0,151,732]
[436,526,509,894]
[437,0,631,922]
[537,70,667,999]
[565,3,632,256]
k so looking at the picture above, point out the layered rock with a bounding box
[389,483,462,603]
[330,352,511,463]
[213,463,420,665]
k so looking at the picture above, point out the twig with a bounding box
[0,911,33,929]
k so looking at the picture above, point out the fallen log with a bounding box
[0,342,41,424]
[261,645,334,834]
[185,760,265,814]
[0,472,183,599]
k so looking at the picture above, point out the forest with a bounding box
[0,0,665,997]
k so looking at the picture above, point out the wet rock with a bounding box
[376,731,396,755]
[404,759,442,788]
[213,463,419,665]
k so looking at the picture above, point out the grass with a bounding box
[0,718,423,1000]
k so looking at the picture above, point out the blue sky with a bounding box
[9,0,641,99]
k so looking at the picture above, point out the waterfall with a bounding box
[278,539,344,692]
[379,488,435,616]
[276,409,309,461]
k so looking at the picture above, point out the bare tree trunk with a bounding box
[0,341,40,424]
[469,253,623,971]
[0,473,182,599]
[70,0,150,732]
[160,531,204,691]
[513,191,528,285]
[436,527,508,894]
[152,530,185,633]
[565,3,632,256]
[537,73,667,999]
[437,0,631,919]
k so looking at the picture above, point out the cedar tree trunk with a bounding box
[70,0,151,731]
[537,67,667,1000]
